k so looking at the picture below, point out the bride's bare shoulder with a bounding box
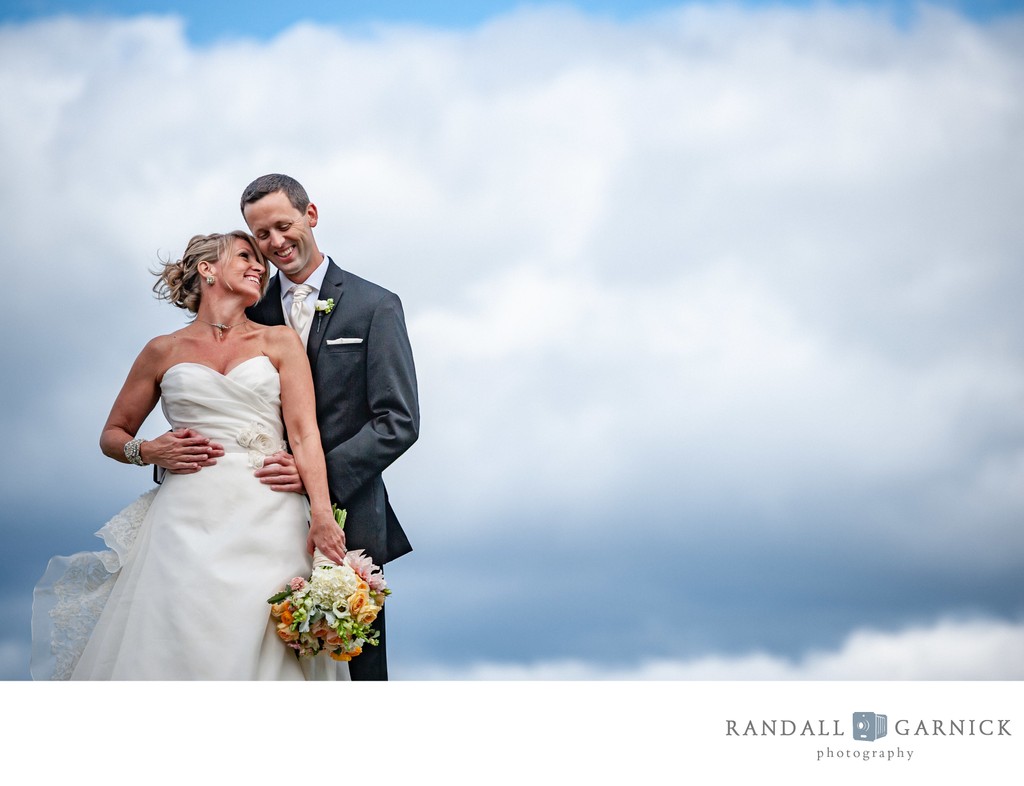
[139,331,181,357]
[256,325,304,364]
[146,325,199,349]
[260,324,303,347]
[125,331,189,376]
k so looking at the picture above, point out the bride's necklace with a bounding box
[195,317,248,339]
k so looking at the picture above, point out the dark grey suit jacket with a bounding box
[247,259,419,565]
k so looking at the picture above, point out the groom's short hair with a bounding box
[240,173,310,213]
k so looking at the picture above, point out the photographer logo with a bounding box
[853,712,888,742]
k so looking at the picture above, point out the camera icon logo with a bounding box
[852,712,888,741]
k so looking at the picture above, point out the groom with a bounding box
[241,173,419,681]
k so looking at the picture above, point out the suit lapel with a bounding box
[307,259,345,369]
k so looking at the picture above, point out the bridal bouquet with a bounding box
[267,506,390,661]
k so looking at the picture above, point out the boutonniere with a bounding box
[314,298,335,333]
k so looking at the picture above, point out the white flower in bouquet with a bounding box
[310,563,362,610]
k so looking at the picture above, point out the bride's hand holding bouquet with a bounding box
[307,501,347,565]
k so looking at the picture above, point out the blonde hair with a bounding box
[153,231,268,313]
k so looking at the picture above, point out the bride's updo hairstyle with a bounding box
[154,230,268,313]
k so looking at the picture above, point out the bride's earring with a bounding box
[206,275,215,285]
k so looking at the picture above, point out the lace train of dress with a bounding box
[31,356,348,681]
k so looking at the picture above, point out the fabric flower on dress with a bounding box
[236,422,285,468]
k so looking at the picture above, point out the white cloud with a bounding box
[405,617,1024,680]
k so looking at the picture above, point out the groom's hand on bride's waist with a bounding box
[253,451,306,494]
[151,428,225,474]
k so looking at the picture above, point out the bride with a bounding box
[32,230,347,680]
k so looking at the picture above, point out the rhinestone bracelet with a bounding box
[123,437,147,466]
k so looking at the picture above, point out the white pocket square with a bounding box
[326,337,363,345]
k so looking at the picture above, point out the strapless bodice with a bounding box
[160,355,285,454]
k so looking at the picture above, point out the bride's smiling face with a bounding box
[219,237,267,304]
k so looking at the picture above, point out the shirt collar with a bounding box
[279,255,330,302]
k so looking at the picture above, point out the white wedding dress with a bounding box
[32,356,344,680]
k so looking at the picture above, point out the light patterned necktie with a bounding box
[288,284,314,335]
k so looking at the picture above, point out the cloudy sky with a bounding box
[2,0,1023,681]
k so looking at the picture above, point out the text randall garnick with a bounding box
[726,719,1012,736]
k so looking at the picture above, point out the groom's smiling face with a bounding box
[243,190,323,284]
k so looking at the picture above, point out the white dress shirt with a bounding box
[279,255,330,346]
